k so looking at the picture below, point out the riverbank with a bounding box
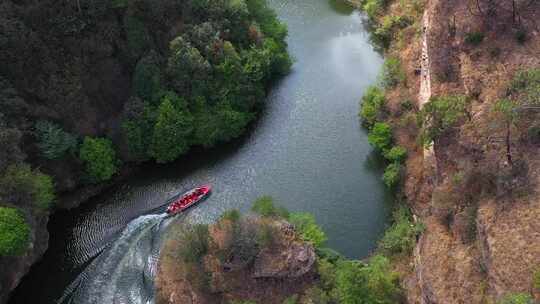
[0,0,292,302]
[6,1,390,303]
[357,0,540,302]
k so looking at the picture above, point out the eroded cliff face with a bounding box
[156,217,316,304]
[389,0,540,302]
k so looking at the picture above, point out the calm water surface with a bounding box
[10,1,389,303]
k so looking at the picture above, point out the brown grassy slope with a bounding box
[369,0,540,303]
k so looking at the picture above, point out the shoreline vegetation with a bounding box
[357,0,540,302]
[0,0,291,257]
[157,197,423,304]
[0,0,291,301]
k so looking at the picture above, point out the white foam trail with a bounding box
[58,214,173,304]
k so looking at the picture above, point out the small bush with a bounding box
[0,207,30,256]
[498,293,533,304]
[379,58,405,89]
[464,31,484,46]
[251,196,289,218]
[510,68,540,105]
[382,162,401,188]
[533,268,540,290]
[400,99,414,112]
[515,28,527,44]
[79,137,119,183]
[289,212,327,248]
[282,294,299,304]
[489,47,501,58]
[368,122,393,151]
[35,121,78,159]
[360,86,386,129]
[379,206,423,255]
[383,146,407,163]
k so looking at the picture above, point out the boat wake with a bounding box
[58,213,174,304]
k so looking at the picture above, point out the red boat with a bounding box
[166,185,212,215]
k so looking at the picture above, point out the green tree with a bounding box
[289,212,327,248]
[150,94,194,163]
[335,255,400,304]
[383,146,407,163]
[379,58,405,89]
[35,121,78,159]
[418,95,470,146]
[79,137,119,183]
[379,206,424,255]
[360,86,386,129]
[133,52,163,102]
[167,37,211,95]
[382,162,401,188]
[0,207,30,256]
[368,122,393,151]
[0,164,55,210]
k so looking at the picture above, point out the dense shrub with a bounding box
[251,196,289,218]
[367,122,393,151]
[335,255,401,304]
[464,31,484,46]
[418,95,469,146]
[361,0,389,20]
[379,206,423,255]
[372,15,412,49]
[382,162,401,188]
[383,146,407,163]
[35,121,78,159]
[510,68,540,105]
[289,212,327,248]
[498,293,534,304]
[0,164,55,210]
[533,268,540,290]
[379,58,405,89]
[0,207,30,256]
[360,86,386,129]
[79,137,119,183]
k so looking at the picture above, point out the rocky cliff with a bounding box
[361,0,540,302]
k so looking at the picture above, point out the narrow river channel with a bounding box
[10,1,389,303]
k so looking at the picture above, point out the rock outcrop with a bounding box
[156,217,316,304]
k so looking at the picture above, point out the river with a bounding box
[9,0,388,303]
